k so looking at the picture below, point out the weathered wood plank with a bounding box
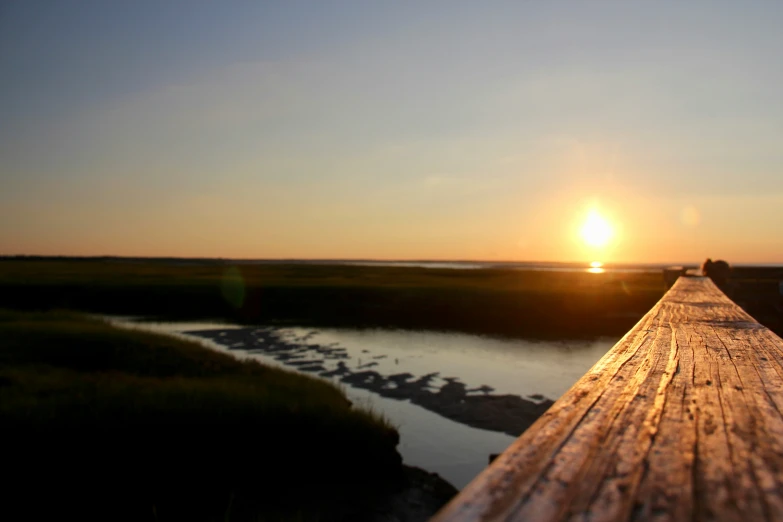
[432,276,783,522]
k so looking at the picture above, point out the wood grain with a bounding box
[432,276,783,522]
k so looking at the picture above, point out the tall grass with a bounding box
[1,310,401,521]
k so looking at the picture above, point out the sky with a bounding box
[1,1,782,264]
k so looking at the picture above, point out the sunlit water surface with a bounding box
[112,318,613,489]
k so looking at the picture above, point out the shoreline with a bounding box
[2,310,419,521]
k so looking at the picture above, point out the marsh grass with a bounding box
[0,259,667,339]
[1,310,401,521]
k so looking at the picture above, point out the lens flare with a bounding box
[680,206,700,227]
[221,266,246,309]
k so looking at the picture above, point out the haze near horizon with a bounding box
[2,1,782,264]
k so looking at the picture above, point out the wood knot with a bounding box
[706,380,712,386]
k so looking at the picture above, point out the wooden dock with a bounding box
[433,274,783,521]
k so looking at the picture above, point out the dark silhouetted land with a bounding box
[0,257,670,339]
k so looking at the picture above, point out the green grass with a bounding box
[0,258,668,339]
[1,310,401,521]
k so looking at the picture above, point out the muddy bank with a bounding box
[189,327,554,437]
[358,465,458,522]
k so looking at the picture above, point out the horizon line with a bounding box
[3,254,774,267]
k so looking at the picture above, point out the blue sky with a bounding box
[2,1,782,262]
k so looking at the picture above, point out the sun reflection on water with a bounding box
[587,261,605,274]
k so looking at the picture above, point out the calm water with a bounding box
[237,259,668,274]
[112,318,614,489]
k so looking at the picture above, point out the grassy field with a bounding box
[0,258,668,339]
[1,309,402,521]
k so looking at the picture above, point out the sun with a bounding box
[580,210,612,248]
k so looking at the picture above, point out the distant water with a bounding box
[236,259,671,273]
[112,318,614,489]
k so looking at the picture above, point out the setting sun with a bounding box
[581,211,613,248]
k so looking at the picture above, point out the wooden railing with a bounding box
[433,273,783,521]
